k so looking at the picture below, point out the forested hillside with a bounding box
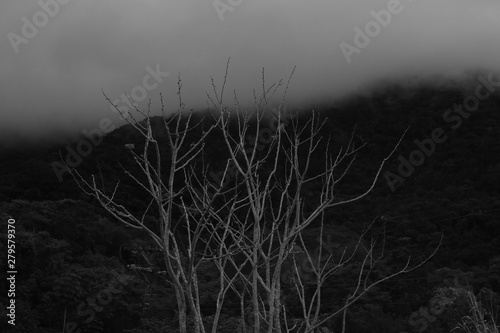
[1,77,499,333]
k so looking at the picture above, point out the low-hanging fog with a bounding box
[1,0,500,145]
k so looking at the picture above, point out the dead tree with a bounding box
[68,61,440,333]
[70,78,250,333]
[202,63,440,333]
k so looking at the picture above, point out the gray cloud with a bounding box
[1,0,500,143]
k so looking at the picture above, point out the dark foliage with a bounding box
[1,76,499,332]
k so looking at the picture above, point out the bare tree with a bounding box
[67,61,440,333]
[202,62,440,333]
[70,77,249,333]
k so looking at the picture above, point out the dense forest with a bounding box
[1,76,499,332]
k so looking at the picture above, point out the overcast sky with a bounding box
[1,0,500,142]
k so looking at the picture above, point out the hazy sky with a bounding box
[1,0,500,142]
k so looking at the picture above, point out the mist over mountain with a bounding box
[1,0,500,145]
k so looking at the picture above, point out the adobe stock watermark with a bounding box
[340,0,410,64]
[51,64,169,182]
[110,65,170,119]
[64,270,133,333]
[400,275,467,333]
[384,73,500,192]
[8,0,72,54]
[213,0,243,21]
